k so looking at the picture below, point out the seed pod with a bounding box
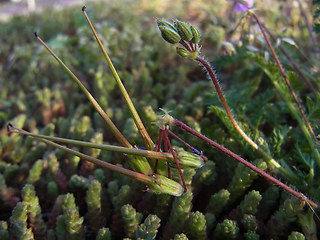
[159,26,181,44]
[190,25,201,43]
[148,175,184,196]
[175,149,204,169]
[174,20,193,41]
[176,47,189,58]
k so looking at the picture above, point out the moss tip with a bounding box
[82,6,86,12]
[34,32,38,38]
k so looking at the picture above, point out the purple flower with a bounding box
[229,0,254,12]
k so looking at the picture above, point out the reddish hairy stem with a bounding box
[163,131,172,179]
[195,56,259,150]
[153,129,164,174]
[261,23,318,96]
[163,130,187,192]
[173,118,319,209]
[250,11,317,141]
[167,129,208,162]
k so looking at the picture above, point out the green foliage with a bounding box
[121,204,143,238]
[61,193,85,239]
[213,219,239,240]
[95,227,111,240]
[21,184,46,239]
[186,211,207,240]
[2,0,320,239]
[135,214,161,240]
[9,202,35,240]
[0,221,9,240]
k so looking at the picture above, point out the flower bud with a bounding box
[174,20,193,41]
[158,26,181,44]
[222,41,236,55]
[190,25,201,43]
[176,47,189,58]
[157,19,176,30]
[175,149,205,169]
[148,174,184,196]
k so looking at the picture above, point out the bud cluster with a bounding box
[157,19,201,59]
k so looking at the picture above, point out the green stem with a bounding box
[8,124,183,196]
[9,126,174,162]
[82,6,154,150]
[17,129,151,184]
[34,33,131,149]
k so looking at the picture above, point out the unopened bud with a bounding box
[174,20,193,41]
[176,47,189,58]
[157,19,176,30]
[159,26,181,44]
[176,47,199,59]
[190,25,201,43]
[148,174,183,196]
[222,41,236,55]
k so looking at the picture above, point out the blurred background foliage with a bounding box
[0,0,320,239]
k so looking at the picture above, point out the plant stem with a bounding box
[8,125,174,162]
[153,129,164,174]
[248,10,317,141]
[20,131,151,184]
[35,32,153,175]
[167,129,207,162]
[163,130,187,192]
[297,0,318,48]
[34,33,131,149]
[7,124,183,196]
[82,6,154,150]
[195,56,294,180]
[171,118,319,209]
[261,22,318,96]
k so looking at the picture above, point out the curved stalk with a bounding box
[195,56,297,182]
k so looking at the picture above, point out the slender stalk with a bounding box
[167,129,208,162]
[297,0,317,48]
[163,129,172,179]
[34,33,131,149]
[9,126,151,184]
[7,124,183,196]
[153,129,164,174]
[248,10,317,141]
[163,130,187,192]
[171,118,319,209]
[195,56,296,181]
[8,125,174,162]
[261,22,318,96]
[82,6,154,150]
[35,32,153,175]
